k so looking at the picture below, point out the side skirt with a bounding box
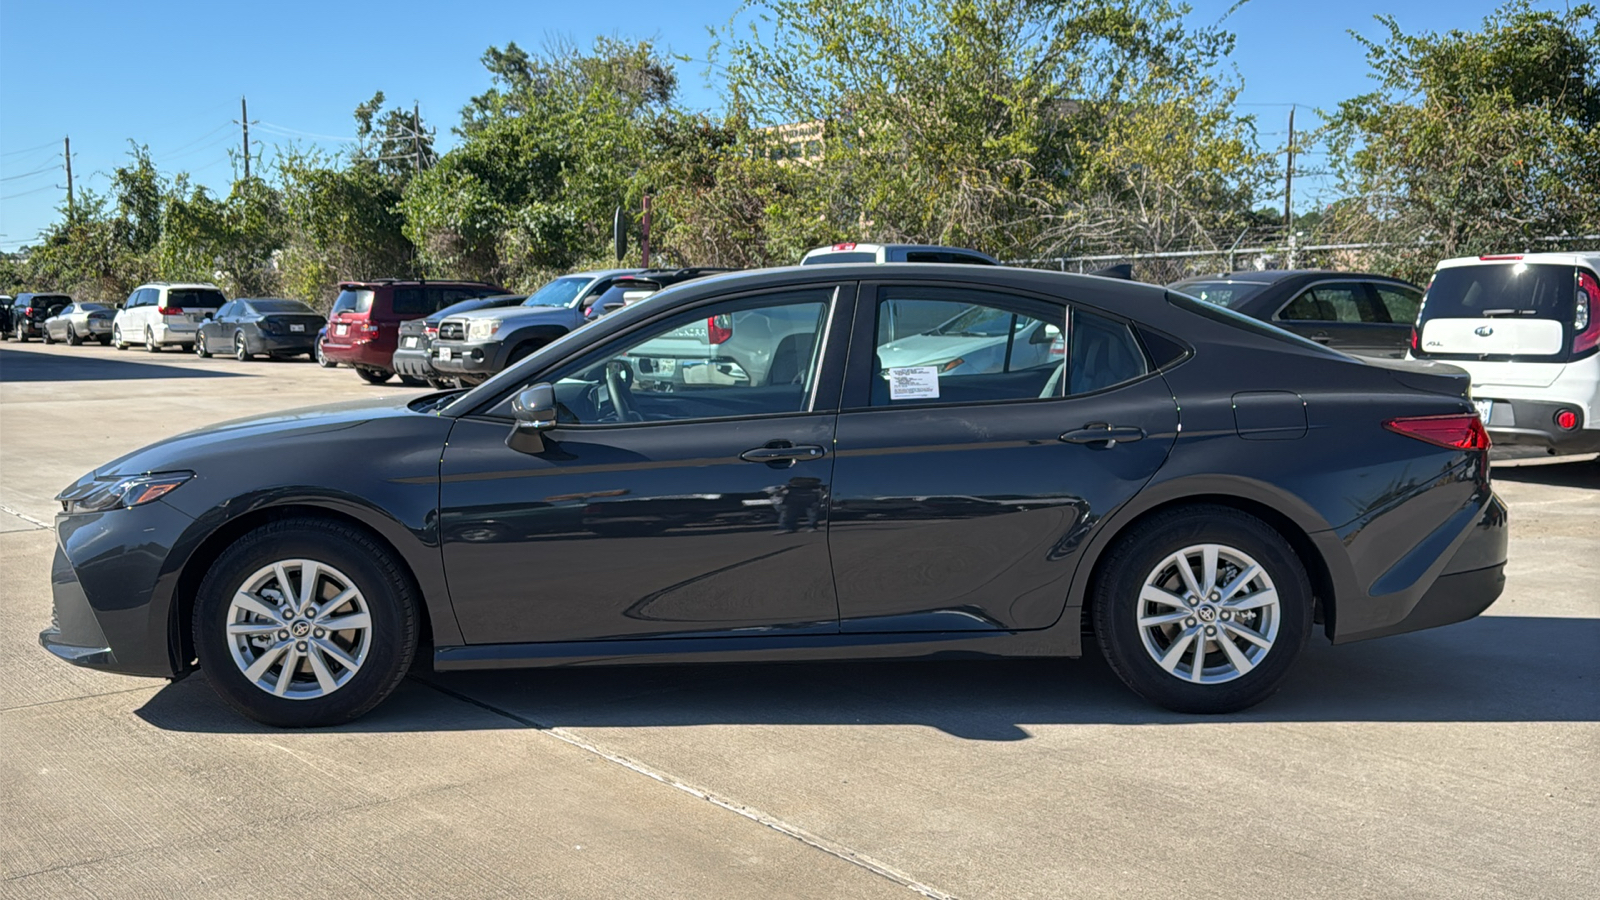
[434,628,1077,671]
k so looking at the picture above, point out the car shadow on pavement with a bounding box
[135,614,1599,739]
[1493,461,1600,490]
[0,347,248,382]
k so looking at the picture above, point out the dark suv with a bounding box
[393,294,527,389]
[322,280,505,384]
[3,293,73,342]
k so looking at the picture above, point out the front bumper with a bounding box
[38,502,196,679]
[392,346,437,380]
[430,340,503,376]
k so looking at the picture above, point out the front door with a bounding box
[440,286,851,644]
[828,283,1179,632]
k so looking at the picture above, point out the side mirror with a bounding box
[506,383,557,454]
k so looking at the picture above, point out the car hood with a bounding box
[446,305,574,322]
[86,396,437,480]
[875,333,1002,368]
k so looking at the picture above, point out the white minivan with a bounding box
[1408,252,1600,455]
[113,282,227,352]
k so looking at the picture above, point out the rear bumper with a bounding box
[151,321,200,344]
[322,339,393,372]
[1480,397,1600,453]
[392,347,437,380]
[252,333,317,354]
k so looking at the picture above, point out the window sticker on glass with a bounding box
[888,366,940,400]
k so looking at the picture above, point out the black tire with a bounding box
[112,326,127,350]
[398,374,428,387]
[66,325,82,346]
[99,335,112,346]
[42,326,55,344]
[1092,505,1312,715]
[316,338,336,368]
[144,328,161,352]
[195,334,212,358]
[356,367,392,385]
[234,332,252,361]
[192,517,419,727]
[15,324,28,343]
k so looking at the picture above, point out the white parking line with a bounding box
[0,504,49,529]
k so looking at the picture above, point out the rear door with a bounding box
[439,284,851,644]
[828,282,1178,633]
[1275,281,1403,357]
[326,288,373,348]
[1414,263,1576,378]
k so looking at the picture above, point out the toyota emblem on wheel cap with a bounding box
[1474,326,1494,337]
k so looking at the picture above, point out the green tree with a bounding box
[1325,1,1600,279]
[275,146,415,309]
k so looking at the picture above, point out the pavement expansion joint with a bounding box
[0,504,49,529]
[412,675,961,900]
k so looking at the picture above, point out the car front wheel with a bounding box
[1092,506,1311,714]
[193,518,419,727]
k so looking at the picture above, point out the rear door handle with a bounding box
[1310,334,1333,343]
[740,443,827,466]
[1060,424,1146,447]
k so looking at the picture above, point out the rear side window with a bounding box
[870,287,1065,407]
[1420,264,1575,321]
[1279,283,1375,323]
[332,289,374,315]
[1372,285,1422,324]
[1070,310,1149,394]
[393,288,428,315]
[168,289,224,309]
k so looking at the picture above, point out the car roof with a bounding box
[1436,251,1600,270]
[139,282,221,290]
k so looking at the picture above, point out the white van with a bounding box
[112,282,227,352]
[1409,252,1600,455]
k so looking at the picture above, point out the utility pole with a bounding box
[413,102,423,174]
[1283,106,1295,233]
[63,136,74,224]
[640,195,652,268]
[241,97,250,179]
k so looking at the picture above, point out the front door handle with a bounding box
[740,443,827,466]
[1060,424,1146,447]
[1310,333,1333,343]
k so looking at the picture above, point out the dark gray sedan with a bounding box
[42,264,1505,727]
[195,298,325,361]
[1169,270,1425,358]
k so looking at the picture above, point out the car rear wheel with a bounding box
[144,327,160,352]
[234,332,252,361]
[194,334,211,358]
[315,338,335,368]
[66,324,82,346]
[398,374,428,387]
[356,367,392,385]
[15,323,28,342]
[1092,506,1312,714]
[193,518,419,727]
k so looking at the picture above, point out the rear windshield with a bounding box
[249,299,316,314]
[1170,280,1270,309]
[1420,263,1575,321]
[1167,291,1344,356]
[332,289,375,315]
[522,276,591,308]
[167,289,225,309]
[803,251,877,265]
[80,303,109,312]
[901,251,994,265]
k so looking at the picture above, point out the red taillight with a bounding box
[1409,326,1419,352]
[1555,409,1579,431]
[832,242,857,251]
[707,314,733,344]
[1573,271,1600,354]
[1384,414,1491,451]
[424,326,438,338]
[361,322,379,334]
[1478,254,1523,261]
[24,307,35,316]
[157,306,181,315]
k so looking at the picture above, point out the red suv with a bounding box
[322,280,504,384]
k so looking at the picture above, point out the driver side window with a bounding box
[513,290,835,426]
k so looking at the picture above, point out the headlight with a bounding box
[57,472,194,516]
[466,319,501,342]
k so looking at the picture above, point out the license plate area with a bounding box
[290,324,305,333]
[403,336,418,348]
[436,347,453,361]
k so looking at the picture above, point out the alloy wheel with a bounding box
[235,333,249,361]
[1135,543,1280,685]
[225,559,372,700]
[145,327,159,352]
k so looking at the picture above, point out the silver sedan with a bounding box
[43,302,115,346]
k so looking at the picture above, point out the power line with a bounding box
[1,138,62,157]
[256,121,360,143]
[0,183,63,200]
[0,164,57,182]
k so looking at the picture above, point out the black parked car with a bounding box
[41,264,1505,727]
[392,294,527,389]
[1168,270,1425,358]
[3,293,73,342]
[194,299,325,361]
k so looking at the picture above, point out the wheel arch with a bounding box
[1067,479,1346,652]
[501,326,569,366]
[168,502,441,677]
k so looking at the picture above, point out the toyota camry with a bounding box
[41,264,1507,726]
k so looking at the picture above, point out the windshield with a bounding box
[1420,263,1575,321]
[522,276,591,308]
[332,289,375,315]
[1171,280,1270,309]
[167,289,225,309]
[249,299,316,314]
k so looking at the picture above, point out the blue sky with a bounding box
[0,0,1518,251]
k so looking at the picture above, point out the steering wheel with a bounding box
[604,360,639,421]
